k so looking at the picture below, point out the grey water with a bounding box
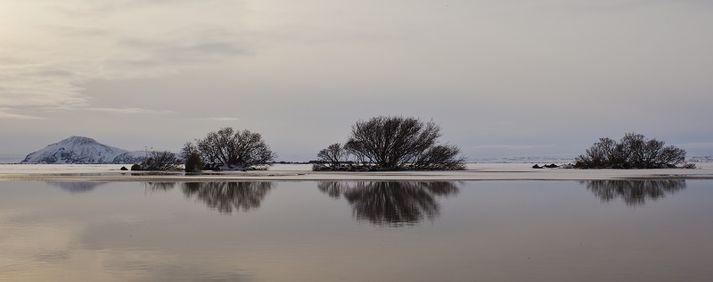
[1,180,712,281]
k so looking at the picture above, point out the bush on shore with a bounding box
[314,116,466,171]
[131,151,181,171]
[181,142,204,173]
[575,133,692,169]
[141,151,181,171]
[183,127,276,170]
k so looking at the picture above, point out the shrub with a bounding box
[412,145,465,170]
[575,133,687,169]
[317,143,347,166]
[187,127,276,169]
[181,142,204,173]
[315,116,465,171]
[140,151,180,171]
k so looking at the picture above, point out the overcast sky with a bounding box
[1,0,712,161]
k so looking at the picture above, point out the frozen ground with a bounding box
[1,163,712,181]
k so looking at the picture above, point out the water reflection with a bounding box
[318,181,460,226]
[582,179,686,206]
[48,181,106,193]
[144,182,177,191]
[5,180,713,281]
[182,182,274,214]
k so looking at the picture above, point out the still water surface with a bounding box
[1,180,712,281]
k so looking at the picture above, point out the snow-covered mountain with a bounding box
[22,136,147,164]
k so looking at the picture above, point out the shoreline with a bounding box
[2,168,713,182]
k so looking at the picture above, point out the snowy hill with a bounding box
[22,136,146,164]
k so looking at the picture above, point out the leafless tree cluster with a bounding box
[184,127,276,170]
[181,142,204,173]
[315,116,465,171]
[316,143,348,166]
[575,133,689,169]
[136,151,180,171]
[412,145,465,170]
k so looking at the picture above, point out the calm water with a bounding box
[1,180,712,281]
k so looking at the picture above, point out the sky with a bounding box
[1,0,712,161]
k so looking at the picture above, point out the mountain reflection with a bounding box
[582,179,686,206]
[182,182,274,214]
[318,181,460,226]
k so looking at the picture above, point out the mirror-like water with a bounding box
[1,180,712,281]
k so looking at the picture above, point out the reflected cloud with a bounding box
[34,250,70,263]
[582,179,686,206]
[182,182,274,214]
[318,181,460,226]
[47,181,106,193]
[102,255,250,282]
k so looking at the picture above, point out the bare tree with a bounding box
[413,145,465,170]
[318,116,465,171]
[181,142,204,173]
[576,133,688,169]
[140,151,180,171]
[317,143,347,166]
[656,146,687,168]
[345,117,440,169]
[190,127,275,169]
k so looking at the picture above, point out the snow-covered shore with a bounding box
[1,163,712,181]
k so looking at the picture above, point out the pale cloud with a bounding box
[0,65,88,109]
[0,0,712,159]
[83,107,174,114]
[536,0,713,12]
[0,108,44,120]
[0,0,247,112]
[192,117,240,122]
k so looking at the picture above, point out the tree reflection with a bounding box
[181,182,273,214]
[318,181,459,226]
[48,181,106,193]
[582,179,686,206]
[144,182,177,191]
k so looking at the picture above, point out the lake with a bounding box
[1,180,712,281]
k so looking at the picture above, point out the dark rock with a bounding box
[532,164,543,169]
[120,166,128,171]
[683,163,696,169]
[130,164,142,171]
